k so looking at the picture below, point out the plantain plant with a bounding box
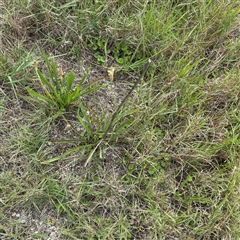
[26,52,105,116]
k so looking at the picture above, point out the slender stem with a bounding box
[84,59,152,167]
[102,58,152,140]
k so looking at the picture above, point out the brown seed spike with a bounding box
[33,60,38,70]
[59,66,63,81]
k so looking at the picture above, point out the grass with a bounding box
[0,0,240,239]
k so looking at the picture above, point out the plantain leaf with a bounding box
[26,86,57,106]
[70,85,81,101]
[54,92,65,107]
[51,59,61,89]
[37,70,55,93]
[66,73,75,94]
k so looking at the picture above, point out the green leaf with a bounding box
[41,144,92,164]
[42,51,54,80]
[66,73,75,93]
[37,70,55,93]
[160,161,167,167]
[70,85,81,101]
[26,86,57,106]
[187,175,193,182]
[92,45,98,51]
[78,71,88,88]
[116,57,124,65]
[148,167,155,175]
[42,52,61,90]
[128,163,134,171]
[114,116,135,134]
[122,44,128,51]
[80,84,107,97]
[50,59,60,87]
[112,108,139,126]
[77,102,92,136]
[97,56,106,64]
[116,42,121,49]
[97,39,105,49]
[54,92,65,107]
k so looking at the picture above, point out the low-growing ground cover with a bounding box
[0,0,239,239]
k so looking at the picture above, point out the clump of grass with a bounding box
[25,51,108,119]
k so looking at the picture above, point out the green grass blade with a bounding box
[114,116,136,134]
[112,108,139,126]
[42,51,53,77]
[84,140,103,167]
[78,71,88,87]
[80,84,108,97]
[77,101,93,137]
[41,144,92,164]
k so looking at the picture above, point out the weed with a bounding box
[87,36,136,69]
[41,59,151,165]
[26,52,106,117]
